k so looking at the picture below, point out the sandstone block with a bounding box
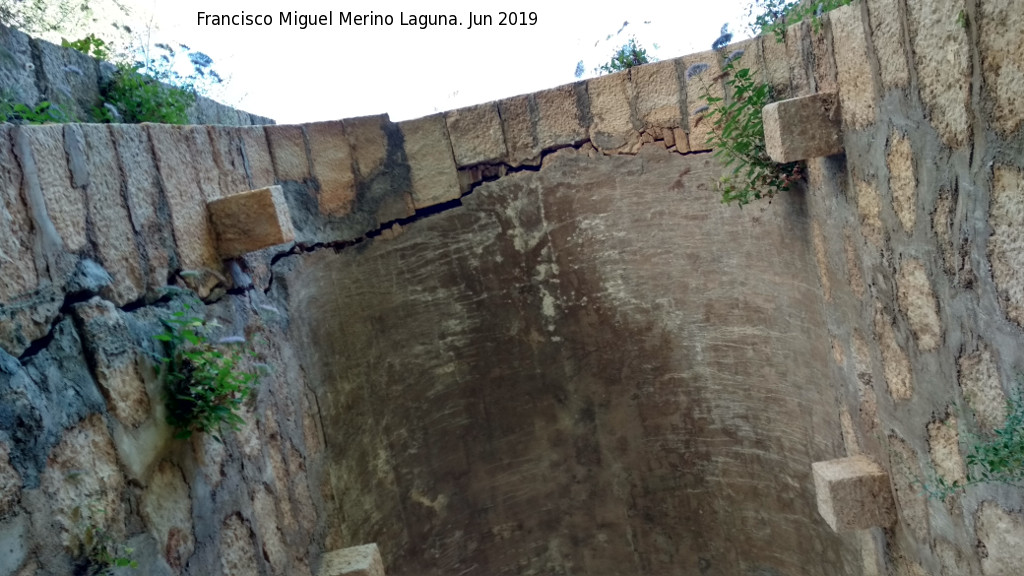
[19,125,87,251]
[445,103,507,167]
[831,4,878,130]
[681,51,723,152]
[208,126,252,196]
[980,0,1024,136]
[989,165,1024,327]
[534,83,587,150]
[305,120,357,216]
[266,124,312,181]
[587,72,639,153]
[207,186,296,258]
[976,501,1024,576]
[320,544,385,576]
[142,461,194,572]
[239,126,276,188]
[810,15,839,93]
[79,125,144,306]
[785,22,813,98]
[887,131,916,233]
[763,93,843,162]
[498,95,536,166]
[958,345,1007,431]
[867,0,910,89]
[631,60,684,129]
[812,455,896,532]
[908,0,970,146]
[344,115,389,179]
[399,114,461,209]
[0,124,38,303]
[761,35,792,100]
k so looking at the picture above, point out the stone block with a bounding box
[207,126,252,196]
[320,544,385,576]
[631,60,684,129]
[867,0,910,89]
[18,125,88,252]
[534,83,587,150]
[785,21,813,98]
[305,120,357,216]
[587,72,639,153]
[761,35,792,100]
[399,114,461,209]
[207,186,296,258]
[30,36,100,122]
[980,0,1024,136]
[266,124,312,181]
[763,93,843,162]
[988,165,1024,327]
[812,455,896,532]
[681,51,723,152]
[79,125,144,306]
[498,95,536,166]
[142,461,194,571]
[0,124,38,303]
[908,0,970,146]
[239,126,276,188]
[445,102,507,167]
[343,115,389,179]
[0,25,40,106]
[831,4,878,130]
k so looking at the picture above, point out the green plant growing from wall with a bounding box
[746,0,854,42]
[0,96,72,124]
[922,386,1024,500]
[94,62,195,124]
[68,503,137,576]
[61,33,110,60]
[693,43,802,206]
[598,36,654,74]
[154,310,259,441]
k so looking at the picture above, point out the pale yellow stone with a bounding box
[980,0,1024,136]
[207,126,251,196]
[855,178,884,247]
[812,455,896,532]
[681,51,722,152]
[266,124,312,181]
[887,434,930,542]
[927,412,965,487]
[445,102,507,167]
[534,83,587,150]
[763,93,843,162]
[989,165,1024,326]
[320,544,385,576]
[0,124,38,302]
[587,72,640,153]
[874,304,913,400]
[344,115,388,179]
[867,0,910,89]
[207,185,295,258]
[832,4,878,129]
[305,121,357,216]
[896,260,942,351]
[812,220,832,302]
[631,59,684,129]
[887,131,916,233]
[959,345,1007,431]
[399,114,461,210]
[908,0,970,146]
[21,125,87,251]
[240,126,276,189]
[142,461,194,571]
[498,95,536,166]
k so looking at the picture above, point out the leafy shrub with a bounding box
[68,503,137,576]
[0,97,71,124]
[696,52,802,206]
[923,387,1024,500]
[61,33,109,60]
[96,62,195,124]
[746,0,854,42]
[598,36,654,74]
[154,311,258,441]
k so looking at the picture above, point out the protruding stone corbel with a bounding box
[812,455,896,532]
[319,543,385,576]
[206,185,296,259]
[762,93,844,163]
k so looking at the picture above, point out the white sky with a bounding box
[136,0,754,124]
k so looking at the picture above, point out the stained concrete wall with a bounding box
[0,23,273,126]
[1,0,1023,574]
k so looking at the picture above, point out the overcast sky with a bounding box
[136,0,754,124]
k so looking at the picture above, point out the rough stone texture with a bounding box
[207,186,296,258]
[874,305,913,400]
[831,4,878,130]
[30,36,99,123]
[20,125,87,252]
[80,125,144,305]
[586,72,640,153]
[533,83,587,150]
[207,126,252,197]
[681,51,722,152]
[631,60,684,129]
[844,231,866,299]
[896,259,942,351]
[72,297,150,428]
[785,22,813,98]
[979,0,1024,135]
[812,455,896,531]
[761,35,791,100]
[907,0,970,147]
[0,124,38,302]
[0,442,20,518]
[267,125,312,182]
[344,115,389,179]
[497,95,535,166]
[39,414,124,541]
[976,501,1024,576]
[399,114,462,209]
[958,346,1007,431]
[252,483,289,574]
[287,148,850,576]
[813,221,832,302]
[855,178,884,247]
[108,125,178,297]
[988,165,1024,327]
[867,0,911,89]
[763,93,843,162]
[810,16,839,94]
[147,125,222,296]
[305,121,357,217]
[239,126,277,189]
[320,544,385,576]
[0,514,28,575]
[887,131,917,233]
[0,26,40,106]
[886,434,930,543]
[142,460,195,572]
[221,513,259,576]
[444,103,507,167]
[927,412,965,487]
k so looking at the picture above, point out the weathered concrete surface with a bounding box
[285,147,856,576]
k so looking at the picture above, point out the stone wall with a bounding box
[0,23,273,126]
[1,0,1023,574]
